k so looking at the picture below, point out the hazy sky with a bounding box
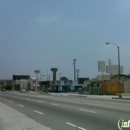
[0,0,130,80]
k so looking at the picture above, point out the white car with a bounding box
[20,89,26,93]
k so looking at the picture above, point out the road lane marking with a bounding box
[66,122,76,127]
[4,99,7,101]
[9,101,13,103]
[66,122,87,130]
[34,110,44,115]
[79,109,97,114]
[18,104,23,107]
[84,102,130,111]
[52,103,59,106]
[78,127,87,130]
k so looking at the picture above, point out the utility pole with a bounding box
[73,59,76,81]
[108,59,112,66]
[40,70,41,81]
[108,59,112,77]
[76,69,79,81]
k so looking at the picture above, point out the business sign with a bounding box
[13,75,30,80]
[106,65,124,74]
[98,61,106,72]
[34,70,40,73]
[51,68,58,83]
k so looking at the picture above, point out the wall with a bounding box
[102,76,125,95]
[124,81,130,93]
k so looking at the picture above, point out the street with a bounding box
[0,91,130,130]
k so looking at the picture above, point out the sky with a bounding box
[0,0,130,80]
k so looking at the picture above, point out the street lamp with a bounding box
[106,42,122,98]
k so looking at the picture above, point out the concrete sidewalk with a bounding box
[38,92,130,99]
[0,102,53,130]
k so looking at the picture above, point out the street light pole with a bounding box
[106,42,122,98]
[73,59,76,81]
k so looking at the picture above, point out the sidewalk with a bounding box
[38,92,130,100]
[0,102,53,130]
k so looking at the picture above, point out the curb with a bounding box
[68,95,87,97]
[112,97,130,100]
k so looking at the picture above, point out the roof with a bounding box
[90,74,130,83]
[89,78,102,83]
[111,74,130,78]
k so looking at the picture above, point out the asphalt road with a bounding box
[0,91,130,130]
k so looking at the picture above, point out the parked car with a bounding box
[1,89,6,92]
[20,89,26,93]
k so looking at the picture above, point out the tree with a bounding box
[60,77,68,81]
[6,82,12,90]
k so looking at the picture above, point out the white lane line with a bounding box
[9,101,13,103]
[18,104,24,107]
[84,102,130,111]
[78,127,87,130]
[34,110,44,115]
[4,99,7,101]
[66,122,87,130]
[66,122,76,127]
[79,109,97,114]
[52,103,59,106]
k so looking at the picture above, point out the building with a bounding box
[0,79,13,90]
[89,74,130,95]
[40,80,84,93]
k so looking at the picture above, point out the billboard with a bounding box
[106,65,124,74]
[97,75,110,81]
[13,75,30,80]
[34,70,40,73]
[51,68,58,83]
[98,61,106,72]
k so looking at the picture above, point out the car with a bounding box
[20,89,26,93]
[1,89,6,92]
